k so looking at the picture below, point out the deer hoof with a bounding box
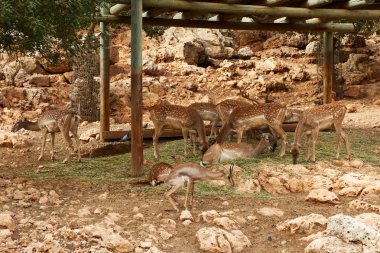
[62,159,68,164]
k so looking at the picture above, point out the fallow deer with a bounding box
[11,109,81,163]
[148,100,208,159]
[164,163,235,211]
[188,102,221,139]
[291,103,351,164]
[215,99,253,129]
[201,133,277,164]
[216,103,288,157]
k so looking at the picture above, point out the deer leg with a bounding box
[165,185,181,212]
[269,123,287,157]
[236,127,244,143]
[182,128,189,156]
[334,123,343,160]
[311,128,319,162]
[185,179,195,210]
[340,129,351,160]
[50,132,56,161]
[59,121,75,164]
[153,123,164,159]
[38,129,48,161]
[70,130,81,162]
[305,132,312,161]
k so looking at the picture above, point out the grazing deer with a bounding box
[148,100,208,159]
[284,109,304,124]
[201,133,277,165]
[291,103,351,164]
[216,103,288,157]
[165,163,235,211]
[11,109,81,163]
[216,99,253,129]
[128,155,183,186]
[188,102,221,139]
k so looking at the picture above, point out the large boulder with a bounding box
[183,41,207,65]
[264,32,308,49]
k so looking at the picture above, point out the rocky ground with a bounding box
[0,28,380,252]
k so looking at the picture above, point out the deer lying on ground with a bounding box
[164,163,235,211]
[291,103,351,164]
[201,133,277,165]
[11,109,81,163]
[188,102,221,139]
[148,100,208,159]
[216,103,288,157]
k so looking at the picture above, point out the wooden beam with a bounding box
[109,4,130,15]
[114,0,380,20]
[323,31,334,104]
[254,0,293,6]
[130,0,144,177]
[97,16,355,32]
[100,6,110,141]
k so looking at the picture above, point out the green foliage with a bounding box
[0,0,105,61]
[143,25,165,38]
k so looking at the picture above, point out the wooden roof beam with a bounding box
[109,4,130,15]
[113,0,380,20]
[97,15,355,32]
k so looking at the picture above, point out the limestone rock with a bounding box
[237,47,253,59]
[180,210,193,221]
[257,207,284,217]
[183,41,207,65]
[196,227,251,253]
[306,189,339,204]
[276,214,328,234]
[0,212,15,230]
[305,236,362,253]
[213,217,238,231]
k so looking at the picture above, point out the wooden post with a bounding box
[323,31,334,104]
[100,5,110,140]
[130,0,144,176]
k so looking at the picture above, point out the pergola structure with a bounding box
[97,0,380,176]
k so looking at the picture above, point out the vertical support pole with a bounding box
[130,0,144,176]
[100,5,110,140]
[323,31,334,104]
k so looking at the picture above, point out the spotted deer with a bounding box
[216,103,288,157]
[165,163,235,211]
[201,133,277,164]
[11,109,81,163]
[148,100,208,159]
[291,103,351,164]
[188,102,221,139]
[128,155,183,186]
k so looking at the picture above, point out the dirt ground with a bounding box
[0,102,379,253]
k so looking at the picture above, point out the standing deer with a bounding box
[201,133,277,164]
[216,103,288,157]
[291,103,351,164]
[164,163,235,211]
[11,109,81,163]
[188,102,221,139]
[148,100,208,159]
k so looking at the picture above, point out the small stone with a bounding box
[182,220,192,226]
[257,207,284,217]
[179,210,193,221]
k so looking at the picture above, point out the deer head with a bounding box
[11,118,29,132]
[290,143,301,164]
[261,133,278,152]
[222,165,235,186]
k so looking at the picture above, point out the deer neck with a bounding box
[25,121,41,131]
[249,139,267,157]
[205,170,224,181]
[292,118,305,148]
